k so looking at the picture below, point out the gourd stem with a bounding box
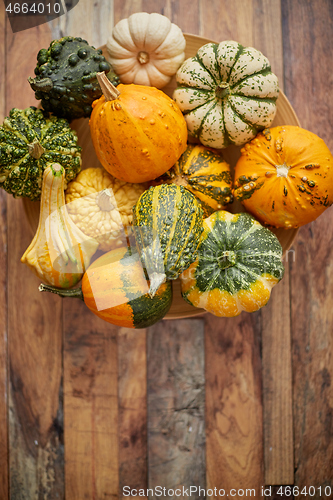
[217,250,236,269]
[39,283,84,301]
[28,76,54,92]
[96,189,115,211]
[137,51,149,64]
[215,83,230,99]
[50,162,63,176]
[28,140,45,160]
[97,71,120,101]
[148,272,166,298]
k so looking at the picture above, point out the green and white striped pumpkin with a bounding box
[173,41,279,148]
[180,211,284,317]
[132,184,203,295]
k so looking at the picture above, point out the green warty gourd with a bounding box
[0,107,82,200]
[28,36,119,121]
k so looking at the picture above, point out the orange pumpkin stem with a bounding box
[97,71,120,101]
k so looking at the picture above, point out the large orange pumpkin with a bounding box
[89,72,187,183]
[233,126,333,228]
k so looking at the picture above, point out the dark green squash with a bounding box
[28,36,119,121]
[132,184,203,295]
[0,107,81,200]
[180,210,285,317]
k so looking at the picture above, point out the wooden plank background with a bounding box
[0,0,332,498]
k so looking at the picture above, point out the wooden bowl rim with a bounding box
[22,33,300,320]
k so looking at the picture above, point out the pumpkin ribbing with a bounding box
[180,211,284,317]
[0,107,81,200]
[153,144,233,216]
[173,40,279,148]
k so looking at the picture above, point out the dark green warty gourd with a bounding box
[0,107,81,200]
[28,36,119,121]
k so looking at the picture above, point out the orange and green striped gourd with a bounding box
[180,210,285,317]
[39,246,172,328]
[152,143,233,217]
[132,183,203,295]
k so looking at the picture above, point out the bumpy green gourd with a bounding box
[0,107,81,200]
[28,36,119,121]
[132,184,203,296]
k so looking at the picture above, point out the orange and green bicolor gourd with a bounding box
[180,210,285,317]
[153,143,233,217]
[39,246,172,328]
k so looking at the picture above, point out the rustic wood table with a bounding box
[0,1,332,498]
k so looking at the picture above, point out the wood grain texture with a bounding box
[147,320,205,497]
[199,0,283,83]
[49,6,121,498]
[118,329,147,493]
[6,18,64,499]
[205,312,264,495]
[250,2,294,485]
[0,2,8,497]
[50,0,114,48]
[261,266,294,485]
[112,3,205,496]
[282,0,333,489]
[1,1,332,494]
[63,300,119,499]
[113,0,199,36]
[201,0,293,491]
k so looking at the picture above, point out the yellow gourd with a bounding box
[21,163,99,288]
[65,167,146,251]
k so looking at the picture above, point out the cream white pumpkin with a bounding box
[173,40,279,148]
[106,12,186,89]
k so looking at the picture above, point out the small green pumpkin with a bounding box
[173,40,279,148]
[132,184,203,295]
[153,143,233,216]
[0,107,81,200]
[180,210,284,317]
[28,36,119,120]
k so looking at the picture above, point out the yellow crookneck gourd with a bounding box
[21,163,99,288]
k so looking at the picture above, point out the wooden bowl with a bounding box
[23,34,300,320]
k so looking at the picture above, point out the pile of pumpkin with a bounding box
[1,13,333,328]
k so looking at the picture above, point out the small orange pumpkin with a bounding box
[89,72,187,183]
[233,126,333,228]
